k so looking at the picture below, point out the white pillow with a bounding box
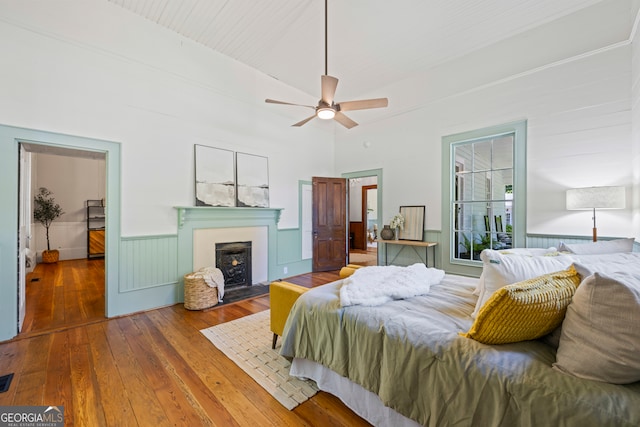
[558,237,634,255]
[473,250,575,317]
[553,271,640,384]
[471,247,559,296]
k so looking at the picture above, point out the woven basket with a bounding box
[42,250,59,263]
[184,272,218,310]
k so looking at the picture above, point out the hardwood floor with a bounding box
[22,259,106,337]
[1,261,371,426]
[348,248,378,266]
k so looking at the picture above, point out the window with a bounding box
[453,134,513,260]
[441,121,526,274]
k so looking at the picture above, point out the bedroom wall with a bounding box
[0,0,334,234]
[334,0,637,244]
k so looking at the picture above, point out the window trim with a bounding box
[441,120,527,277]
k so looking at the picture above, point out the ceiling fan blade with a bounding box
[337,98,388,112]
[334,112,358,129]
[321,75,338,105]
[265,99,314,109]
[292,114,317,127]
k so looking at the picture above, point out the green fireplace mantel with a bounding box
[176,206,283,229]
[174,206,284,283]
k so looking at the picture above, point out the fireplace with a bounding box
[178,207,281,287]
[216,241,252,290]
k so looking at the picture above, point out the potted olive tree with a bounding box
[33,187,64,263]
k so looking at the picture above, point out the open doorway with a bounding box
[363,185,378,250]
[348,176,378,266]
[19,143,106,335]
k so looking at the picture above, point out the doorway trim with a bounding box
[0,124,121,341]
[342,169,383,263]
[361,184,377,249]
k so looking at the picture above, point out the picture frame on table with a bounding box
[398,205,425,241]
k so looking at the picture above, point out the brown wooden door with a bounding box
[312,177,348,272]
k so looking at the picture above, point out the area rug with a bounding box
[200,310,318,410]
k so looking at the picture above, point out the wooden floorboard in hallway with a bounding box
[22,258,106,337]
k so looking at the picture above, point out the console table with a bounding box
[376,239,438,268]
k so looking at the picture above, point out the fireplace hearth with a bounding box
[216,241,252,290]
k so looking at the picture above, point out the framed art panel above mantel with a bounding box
[194,145,236,207]
[236,152,269,208]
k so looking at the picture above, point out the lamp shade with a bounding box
[566,186,625,210]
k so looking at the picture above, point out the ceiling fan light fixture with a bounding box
[317,107,335,120]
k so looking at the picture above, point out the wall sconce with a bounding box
[566,186,625,242]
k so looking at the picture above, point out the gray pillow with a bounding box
[553,271,640,384]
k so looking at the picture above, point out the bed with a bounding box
[280,255,640,426]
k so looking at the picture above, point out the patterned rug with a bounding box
[200,310,318,410]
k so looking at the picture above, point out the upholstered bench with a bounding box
[339,263,363,278]
[269,281,309,349]
[269,265,364,349]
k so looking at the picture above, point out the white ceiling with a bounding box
[106,0,605,103]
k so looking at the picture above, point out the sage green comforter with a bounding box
[280,274,640,427]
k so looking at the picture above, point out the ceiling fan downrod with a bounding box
[325,0,328,76]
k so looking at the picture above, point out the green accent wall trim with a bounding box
[526,233,640,251]
[107,282,183,317]
[0,124,121,342]
[274,226,311,279]
[120,235,178,292]
[273,259,313,281]
[177,206,282,228]
[277,228,302,264]
[174,206,283,284]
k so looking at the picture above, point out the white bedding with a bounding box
[339,263,445,306]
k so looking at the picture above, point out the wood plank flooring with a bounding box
[22,259,106,337]
[1,260,371,426]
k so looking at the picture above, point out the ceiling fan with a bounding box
[265,0,388,129]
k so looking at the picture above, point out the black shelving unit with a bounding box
[87,199,105,258]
